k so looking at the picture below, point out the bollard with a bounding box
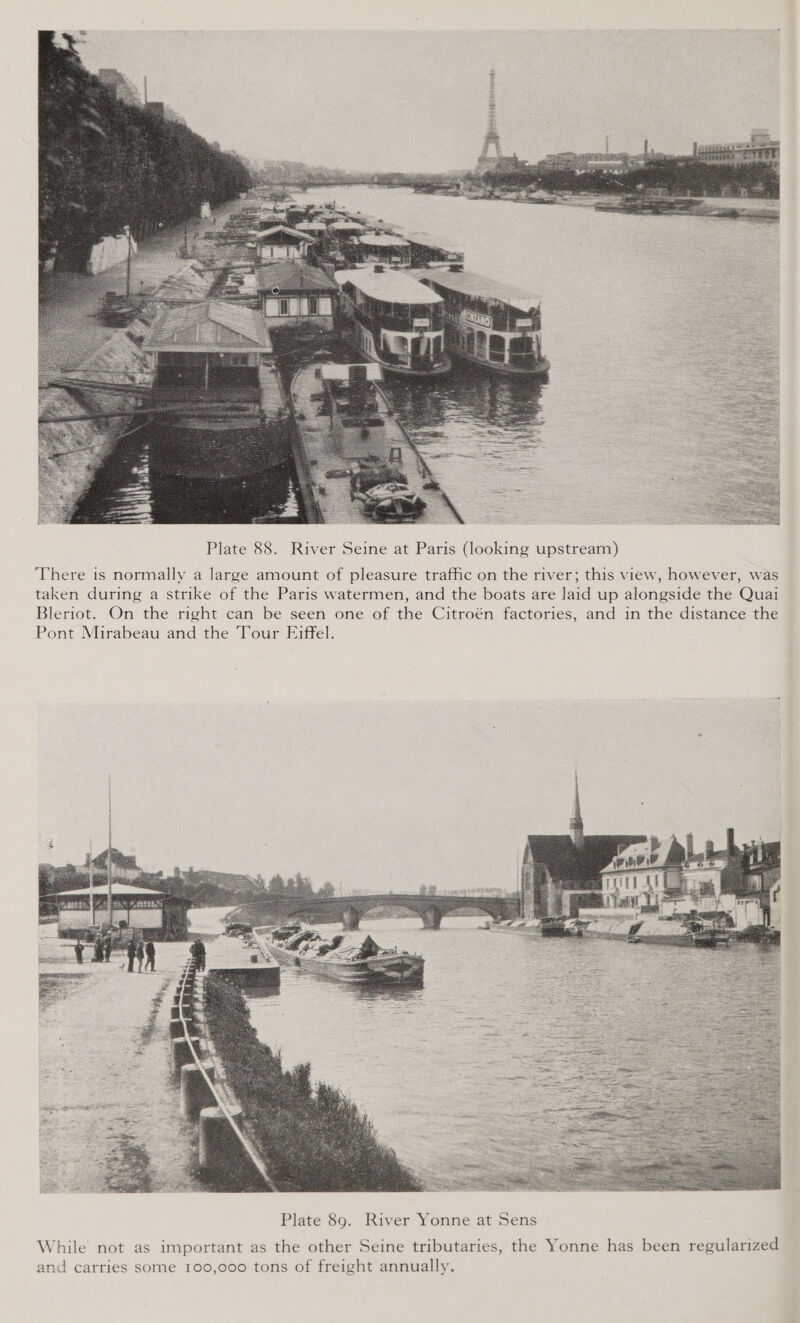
[180,1062,216,1119]
[169,1015,192,1038]
[199,1105,248,1183]
[170,1035,201,1072]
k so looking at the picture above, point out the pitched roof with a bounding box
[144,300,271,351]
[255,260,337,294]
[256,225,311,243]
[357,233,410,248]
[56,881,169,898]
[526,834,646,884]
[603,834,685,871]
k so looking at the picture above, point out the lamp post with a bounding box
[125,226,133,298]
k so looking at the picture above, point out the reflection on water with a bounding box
[248,919,780,1192]
[73,426,299,524]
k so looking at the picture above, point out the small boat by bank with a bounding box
[411,269,549,378]
[259,925,424,984]
[289,356,462,524]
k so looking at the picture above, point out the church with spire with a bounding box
[520,776,645,919]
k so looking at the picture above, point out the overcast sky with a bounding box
[75,30,779,172]
[39,701,780,888]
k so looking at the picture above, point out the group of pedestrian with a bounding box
[72,933,156,970]
[189,938,206,971]
[126,938,156,972]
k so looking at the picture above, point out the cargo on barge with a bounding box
[289,356,462,524]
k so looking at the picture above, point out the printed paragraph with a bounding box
[34,537,780,644]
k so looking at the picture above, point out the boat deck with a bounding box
[289,362,462,525]
[205,932,280,991]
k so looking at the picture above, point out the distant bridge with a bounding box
[226,893,519,931]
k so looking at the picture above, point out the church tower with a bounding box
[569,772,584,850]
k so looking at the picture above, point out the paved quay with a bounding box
[38,196,244,382]
[39,936,203,1193]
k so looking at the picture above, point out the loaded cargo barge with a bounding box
[289,355,463,524]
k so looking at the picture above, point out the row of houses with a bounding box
[520,778,780,930]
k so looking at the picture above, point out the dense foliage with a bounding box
[206,974,421,1191]
[39,32,250,258]
[481,159,779,197]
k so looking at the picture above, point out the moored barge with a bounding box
[289,356,462,524]
[143,300,291,479]
[260,925,424,985]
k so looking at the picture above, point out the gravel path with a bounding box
[39,946,205,1193]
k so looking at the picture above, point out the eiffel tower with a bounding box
[476,68,503,173]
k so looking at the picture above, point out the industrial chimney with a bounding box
[686,833,694,858]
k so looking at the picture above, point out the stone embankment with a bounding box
[38,261,215,523]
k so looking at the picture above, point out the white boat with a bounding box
[412,269,550,378]
[334,268,451,378]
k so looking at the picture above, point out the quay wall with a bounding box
[203,971,421,1192]
[39,261,216,524]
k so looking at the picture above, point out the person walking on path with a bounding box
[194,939,206,971]
[94,937,104,963]
[103,933,112,962]
[126,938,136,972]
[136,941,145,973]
[144,940,155,972]
[74,939,83,965]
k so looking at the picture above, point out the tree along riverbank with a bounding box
[205,974,421,1192]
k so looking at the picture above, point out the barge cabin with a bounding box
[256,260,338,331]
[143,299,289,478]
[354,233,411,266]
[413,268,550,377]
[256,225,312,261]
[335,267,451,378]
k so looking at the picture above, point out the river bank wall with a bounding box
[38,260,216,524]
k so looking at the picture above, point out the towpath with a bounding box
[39,938,204,1193]
[38,196,244,382]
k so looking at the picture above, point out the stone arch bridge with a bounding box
[226,893,519,931]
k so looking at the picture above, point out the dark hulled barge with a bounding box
[143,299,291,479]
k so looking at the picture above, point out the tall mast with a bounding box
[107,775,113,927]
[88,836,94,928]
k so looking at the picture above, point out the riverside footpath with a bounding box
[39,934,203,1193]
[38,196,244,382]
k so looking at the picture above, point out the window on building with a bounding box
[279,299,289,316]
[308,296,318,315]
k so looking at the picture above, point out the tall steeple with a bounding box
[569,772,584,849]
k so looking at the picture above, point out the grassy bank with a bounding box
[205,974,421,1192]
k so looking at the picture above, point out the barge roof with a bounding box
[335,268,441,304]
[144,300,271,352]
[404,230,464,253]
[255,260,337,293]
[357,233,410,248]
[412,268,542,312]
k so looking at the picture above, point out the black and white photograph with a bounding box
[39,700,780,1194]
[38,29,779,526]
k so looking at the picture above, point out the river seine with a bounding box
[247,918,779,1192]
[74,186,778,525]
